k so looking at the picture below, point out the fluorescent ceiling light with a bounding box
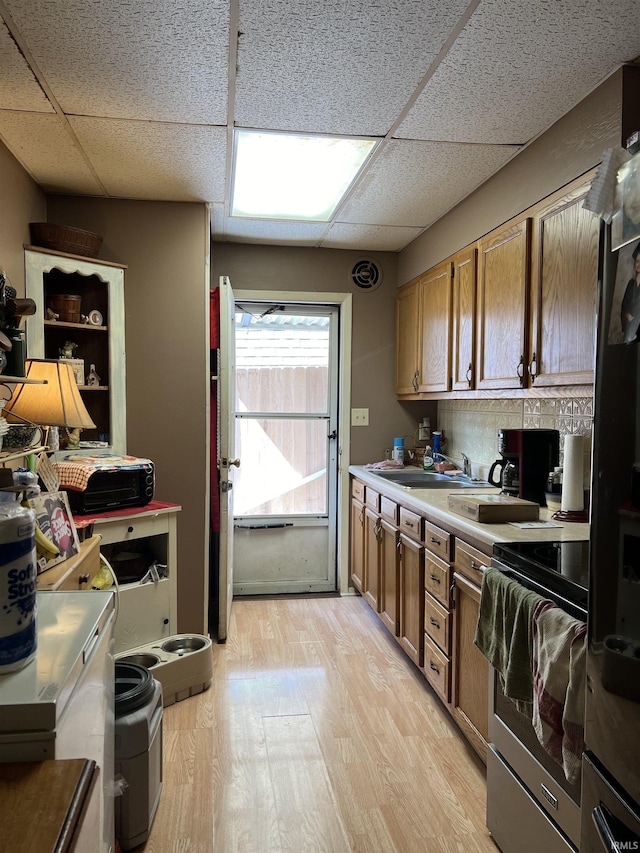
[231,130,377,221]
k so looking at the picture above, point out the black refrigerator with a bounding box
[582,222,640,850]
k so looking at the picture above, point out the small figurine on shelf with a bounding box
[46,308,59,321]
[59,340,77,359]
[86,363,100,386]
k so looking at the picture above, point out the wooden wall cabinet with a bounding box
[395,279,420,394]
[475,216,531,391]
[25,246,126,454]
[396,173,597,398]
[529,178,599,387]
[417,260,453,393]
[451,246,477,391]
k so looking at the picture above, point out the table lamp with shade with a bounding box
[3,359,96,449]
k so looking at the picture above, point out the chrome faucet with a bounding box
[435,451,473,478]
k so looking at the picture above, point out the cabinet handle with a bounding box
[429,573,441,583]
[404,520,415,529]
[516,355,525,386]
[429,617,440,628]
[429,661,440,674]
[374,518,383,542]
[470,560,479,570]
[127,526,134,533]
[466,362,473,387]
[528,351,537,383]
[429,536,441,545]
[78,573,90,585]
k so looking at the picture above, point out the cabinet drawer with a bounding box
[425,551,451,607]
[380,496,398,524]
[455,539,490,586]
[352,479,365,502]
[424,521,451,561]
[114,578,171,653]
[365,487,380,511]
[399,508,422,541]
[424,634,450,703]
[424,592,450,655]
[93,513,170,545]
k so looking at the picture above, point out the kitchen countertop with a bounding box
[349,465,590,551]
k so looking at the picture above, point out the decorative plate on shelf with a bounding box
[87,309,103,326]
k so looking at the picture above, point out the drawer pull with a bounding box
[404,520,415,528]
[429,661,440,674]
[429,617,440,628]
[430,536,441,545]
[79,573,90,585]
[429,573,441,583]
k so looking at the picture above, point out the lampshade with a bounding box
[3,359,96,429]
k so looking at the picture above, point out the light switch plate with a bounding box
[351,407,369,426]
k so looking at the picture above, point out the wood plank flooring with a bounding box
[143,595,496,853]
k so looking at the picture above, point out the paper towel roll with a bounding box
[561,434,584,512]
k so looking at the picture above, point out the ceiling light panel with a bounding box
[4,0,229,124]
[70,118,227,202]
[232,131,376,221]
[339,139,519,228]
[234,0,471,137]
[396,0,640,144]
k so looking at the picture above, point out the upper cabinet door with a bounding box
[395,280,420,395]
[476,218,531,391]
[529,178,598,387]
[451,246,477,391]
[417,260,453,393]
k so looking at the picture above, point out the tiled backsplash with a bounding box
[436,397,593,485]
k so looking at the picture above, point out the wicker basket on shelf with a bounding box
[29,223,103,258]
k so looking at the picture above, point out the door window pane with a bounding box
[233,418,327,516]
[235,311,330,414]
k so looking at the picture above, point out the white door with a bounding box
[231,302,339,595]
[218,275,237,641]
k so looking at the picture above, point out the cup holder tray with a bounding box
[116,633,213,707]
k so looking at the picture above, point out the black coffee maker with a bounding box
[488,428,559,504]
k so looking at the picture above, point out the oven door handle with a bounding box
[593,803,640,852]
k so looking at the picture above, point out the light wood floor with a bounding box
[143,595,497,853]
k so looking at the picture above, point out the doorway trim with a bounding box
[234,289,352,594]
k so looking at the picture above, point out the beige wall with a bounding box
[0,143,46,295]
[48,195,211,634]
[211,242,437,464]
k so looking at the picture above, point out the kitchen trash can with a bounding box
[114,662,163,851]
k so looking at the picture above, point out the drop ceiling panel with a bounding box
[4,0,229,124]
[322,222,422,252]
[0,112,103,194]
[220,218,327,246]
[69,117,227,202]
[396,0,640,144]
[339,140,519,228]
[234,0,471,136]
[0,22,53,112]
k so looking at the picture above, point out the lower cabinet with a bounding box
[350,476,493,762]
[379,513,400,636]
[451,539,491,761]
[350,492,365,593]
[399,530,424,667]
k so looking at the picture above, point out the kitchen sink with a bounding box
[370,469,490,489]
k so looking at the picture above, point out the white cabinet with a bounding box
[24,246,127,454]
[82,502,181,653]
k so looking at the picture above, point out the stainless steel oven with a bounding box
[487,540,589,853]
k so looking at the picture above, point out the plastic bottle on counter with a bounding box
[393,437,404,464]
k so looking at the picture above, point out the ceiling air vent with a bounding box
[350,258,382,292]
